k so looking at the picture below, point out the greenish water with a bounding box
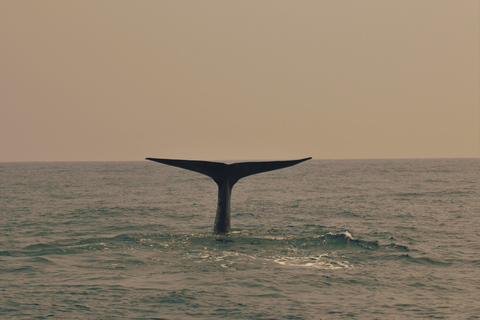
[1,159,479,319]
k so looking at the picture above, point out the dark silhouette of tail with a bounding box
[146,157,312,234]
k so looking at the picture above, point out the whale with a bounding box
[146,157,312,234]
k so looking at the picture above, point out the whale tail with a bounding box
[146,157,312,234]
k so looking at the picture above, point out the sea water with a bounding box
[0,159,479,319]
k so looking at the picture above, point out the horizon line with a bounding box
[1,156,479,164]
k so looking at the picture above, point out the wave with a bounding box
[395,254,453,266]
[11,230,408,256]
[5,231,416,272]
[317,231,380,249]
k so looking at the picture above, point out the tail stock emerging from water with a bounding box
[146,157,312,234]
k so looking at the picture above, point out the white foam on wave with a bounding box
[326,231,354,240]
[273,254,351,270]
[343,231,353,239]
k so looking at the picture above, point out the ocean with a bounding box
[1,158,479,319]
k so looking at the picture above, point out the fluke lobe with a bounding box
[146,157,312,234]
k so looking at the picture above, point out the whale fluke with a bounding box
[146,157,312,234]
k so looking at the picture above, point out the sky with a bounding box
[1,1,479,162]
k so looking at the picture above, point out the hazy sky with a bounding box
[1,1,479,161]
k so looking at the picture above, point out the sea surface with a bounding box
[1,158,479,319]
